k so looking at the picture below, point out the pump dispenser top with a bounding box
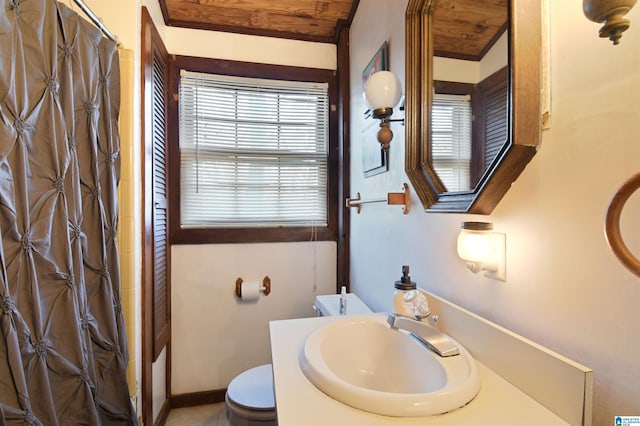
[395,265,416,290]
[393,265,416,316]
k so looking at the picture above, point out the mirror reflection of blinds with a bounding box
[431,94,472,192]
[179,70,329,228]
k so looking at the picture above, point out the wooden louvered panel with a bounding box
[153,163,166,192]
[150,30,170,362]
[472,66,509,178]
[483,79,508,170]
[153,205,168,341]
[142,8,171,425]
[468,66,509,186]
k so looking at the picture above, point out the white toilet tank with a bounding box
[315,293,372,316]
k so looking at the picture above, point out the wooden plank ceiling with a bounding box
[159,0,508,60]
[433,0,508,61]
[159,0,359,43]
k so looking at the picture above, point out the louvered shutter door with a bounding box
[483,78,508,170]
[151,41,170,361]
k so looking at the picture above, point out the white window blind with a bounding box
[179,70,329,228]
[431,93,472,192]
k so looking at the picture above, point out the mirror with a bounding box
[405,0,542,213]
[431,1,508,192]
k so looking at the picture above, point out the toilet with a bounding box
[225,364,276,426]
[225,292,372,426]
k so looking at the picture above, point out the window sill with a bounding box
[170,226,337,244]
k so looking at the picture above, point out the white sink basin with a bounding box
[298,315,480,417]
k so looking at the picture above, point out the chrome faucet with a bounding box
[387,313,460,357]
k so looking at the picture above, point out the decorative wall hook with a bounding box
[345,183,410,214]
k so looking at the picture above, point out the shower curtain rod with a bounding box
[71,0,120,46]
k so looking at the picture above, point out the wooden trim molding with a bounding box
[336,25,351,290]
[170,389,227,408]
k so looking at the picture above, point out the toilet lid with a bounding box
[227,364,275,410]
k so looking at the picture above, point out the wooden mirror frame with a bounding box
[405,0,542,213]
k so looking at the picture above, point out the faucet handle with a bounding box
[386,312,410,328]
[402,289,431,319]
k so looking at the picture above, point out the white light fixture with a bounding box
[363,70,403,150]
[456,222,506,281]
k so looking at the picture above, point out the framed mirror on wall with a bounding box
[405,0,543,213]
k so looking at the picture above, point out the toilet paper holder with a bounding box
[235,276,271,298]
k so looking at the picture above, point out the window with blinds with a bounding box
[431,93,472,192]
[178,70,329,229]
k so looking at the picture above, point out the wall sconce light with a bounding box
[456,222,506,281]
[363,70,403,150]
[583,0,637,45]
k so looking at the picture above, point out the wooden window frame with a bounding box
[434,67,509,189]
[433,80,475,188]
[168,56,339,244]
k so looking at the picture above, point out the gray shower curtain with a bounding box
[0,0,136,424]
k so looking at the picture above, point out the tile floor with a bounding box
[165,403,230,426]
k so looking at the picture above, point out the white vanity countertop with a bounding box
[270,315,569,426]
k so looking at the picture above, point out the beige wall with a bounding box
[171,242,337,393]
[433,31,508,84]
[349,1,640,424]
[117,47,137,399]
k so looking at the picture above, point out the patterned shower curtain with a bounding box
[0,0,136,424]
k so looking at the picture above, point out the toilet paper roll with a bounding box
[240,281,260,301]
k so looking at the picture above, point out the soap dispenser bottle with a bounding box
[393,265,416,317]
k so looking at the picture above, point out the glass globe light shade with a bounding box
[363,71,402,111]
